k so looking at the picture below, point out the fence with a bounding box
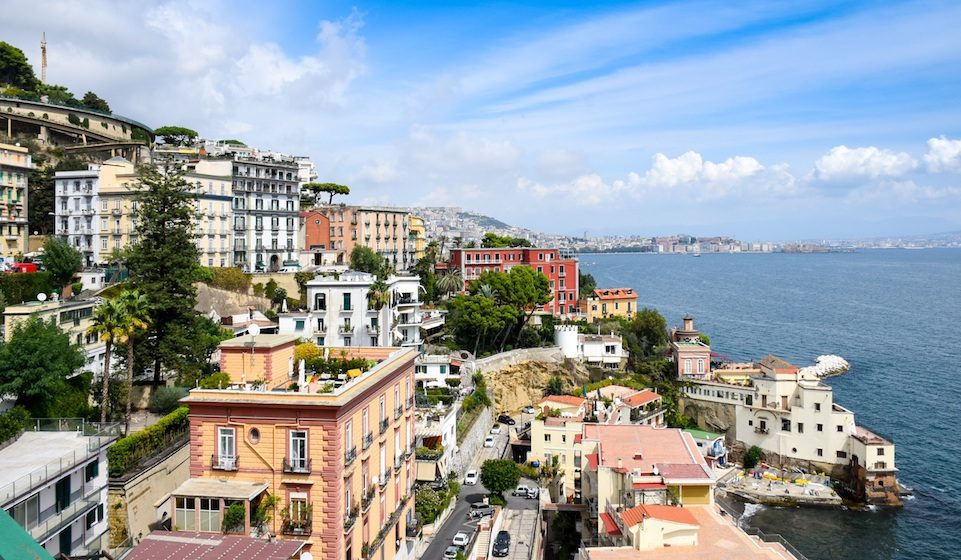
[716,498,809,560]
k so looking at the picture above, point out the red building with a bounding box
[446,248,579,316]
[300,209,331,266]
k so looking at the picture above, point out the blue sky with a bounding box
[8,0,961,240]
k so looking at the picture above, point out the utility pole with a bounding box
[40,32,47,84]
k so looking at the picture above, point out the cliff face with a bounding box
[484,359,590,413]
[680,397,737,436]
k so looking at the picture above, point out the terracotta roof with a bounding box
[599,512,623,536]
[591,288,636,300]
[623,390,661,407]
[759,354,798,372]
[620,504,699,528]
[127,531,305,560]
[541,394,586,407]
[656,463,712,480]
[581,425,713,480]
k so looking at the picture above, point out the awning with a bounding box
[599,512,622,536]
[172,478,269,501]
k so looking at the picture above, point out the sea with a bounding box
[581,249,961,560]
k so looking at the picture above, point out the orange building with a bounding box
[218,334,298,386]
[586,288,637,322]
[301,209,332,266]
[177,345,418,560]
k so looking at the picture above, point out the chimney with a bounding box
[617,457,623,470]
[683,314,694,331]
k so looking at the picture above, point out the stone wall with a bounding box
[451,406,494,476]
[679,397,738,438]
[465,347,565,375]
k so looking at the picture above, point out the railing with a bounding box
[396,295,418,305]
[395,406,403,420]
[754,427,769,434]
[379,470,390,489]
[380,418,390,435]
[406,397,414,409]
[281,515,312,537]
[363,432,374,450]
[717,499,809,560]
[30,485,100,543]
[211,454,238,471]
[345,446,357,466]
[0,419,120,505]
[339,325,355,334]
[282,457,311,474]
[362,486,376,511]
[344,506,359,532]
[415,447,443,461]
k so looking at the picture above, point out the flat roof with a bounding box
[218,334,299,349]
[0,432,93,504]
[683,428,722,441]
[172,478,268,501]
[127,531,304,560]
[582,425,714,481]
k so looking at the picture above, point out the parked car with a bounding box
[468,504,494,519]
[452,531,470,547]
[490,424,502,435]
[497,414,516,425]
[484,435,495,448]
[429,477,447,491]
[522,406,537,414]
[492,530,511,557]
[444,545,461,559]
[512,484,533,496]
[525,487,539,499]
[464,470,479,485]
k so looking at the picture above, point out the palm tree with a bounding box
[88,299,126,423]
[367,279,391,311]
[117,290,151,435]
[437,269,463,299]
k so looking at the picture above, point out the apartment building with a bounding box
[182,162,233,267]
[278,271,422,351]
[445,247,579,316]
[408,215,426,261]
[585,288,637,322]
[313,206,417,270]
[178,344,418,560]
[530,395,587,501]
[0,418,120,558]
[0,142,31,259]
[197,156,299,271]
[4,298,108,379]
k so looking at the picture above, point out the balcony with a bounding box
[339,325,355,335]
[406,396,414,410]
[379,470,390,490]
[368,325,381,335]
[363,432,373,450]
[111,208,122,216]
[282,456,312,474]
[362,486,376,511]
[396,295,418,306]
[345,446,357,466]
[211,454,238,471]
[339,305,353,312]
[344,506,359,532]
[754,427,769,435]
[379,418,390,435]
[281,514,312,537]
[395,405,403,420]
[30,486,101,544]
[233,223,246,231]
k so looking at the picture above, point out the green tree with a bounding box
[81,91,110,113]
[350,245,384,275]
[42,236,83,292]
[27,153,55,236]
[623,308,668,368]
[89,298,125,422]
[578,271,597,299]
[479,459,520,497]
[367,279,390,311]
[744,445,763,469]
[0,315,85,417]
[126,162,202,384]
[0,41,40,91]
[303,182,350,205]
[544,375,564,396]
[271,287,288,307]
[480,232,531,248]
[436,269,463,299]
[415,487,441,524]
[471,267,551,351]
[153,125,199,146]
[264,278,278,300]
[445,293,519,355]
[117,289,150,434]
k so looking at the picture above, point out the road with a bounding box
[421,418,537,560]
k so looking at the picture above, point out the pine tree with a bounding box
[126,161,201,384]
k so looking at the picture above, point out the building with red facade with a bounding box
[445,248,579,316]
[300,209,332,266]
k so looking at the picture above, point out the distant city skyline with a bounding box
[7,0,961,238]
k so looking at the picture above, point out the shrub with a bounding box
[81,117,89,128]
[199,372,231,389]
[252,282,265,297]
[67,113,81,125]
[71,281,84,295]
[42,113,49,120]
[222,503,246,533]
[107,407,189,476]
[744,445,763,469]
[147,386,188,414]
[0,407,30,446]
[415,487,441,524]
[0,271,55,305]
[205,267,252,293]
[264,279,278,299]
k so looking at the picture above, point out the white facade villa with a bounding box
[555,325,628,369]
[415,354,457,389]
[278,271,422,350]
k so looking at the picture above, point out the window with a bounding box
[684,359,692,374]
[314,293,326,311]
[817,448,823,457]
[175,497,197,531]
[199,498,221,531]
[561,435,566,443]
[380,396,386,423]
[290,494,309,525]
[290,430,308,470]
[343,293,352,310]
[218,427,236,466]
[797,423,804,434]
[545,434,551,442]
[877,448,885,456]
[697,359,704,374]
[781,419,791,432]
[836,451,848,459]
[86,504,104,529]
[817,423,823,432]
[814,403,821,412]
[249,428,260,444]
[85,460,99,482]
[9,494,39,530]
[837,425,844,432]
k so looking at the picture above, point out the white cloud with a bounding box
[814,145,916,180]
[845,180,961,204]
[923,136,961,172]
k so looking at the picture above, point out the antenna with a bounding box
[41,33,47,84]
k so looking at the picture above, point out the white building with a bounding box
[555,325,628,369]
[414,354,458,389]
[414,401,459,482]
[54,166,101,266]
[0,418,120,557]
[278,271,422,350]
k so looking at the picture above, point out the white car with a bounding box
[452,531,470,547]
[522,406,537,414]
[464,470,479,485]
[490,424,502,435]
[484,435,495,448]
[444,545,460,559]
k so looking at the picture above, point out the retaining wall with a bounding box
[452,406,493,476]
[465,347,565,375]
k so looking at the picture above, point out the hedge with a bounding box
[108,406,189,477]
[0,272,55,305]
[0,407,30,447]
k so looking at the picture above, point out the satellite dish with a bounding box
[301,553,312,560]
[248,323,261,337]
[37,293,47,302]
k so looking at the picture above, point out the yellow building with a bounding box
[408,215,426,261]
[530,395,587,501]
[3,298,108,379]
[586,288,637,322]
[0,143,32,259]
[178,345,418,560]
